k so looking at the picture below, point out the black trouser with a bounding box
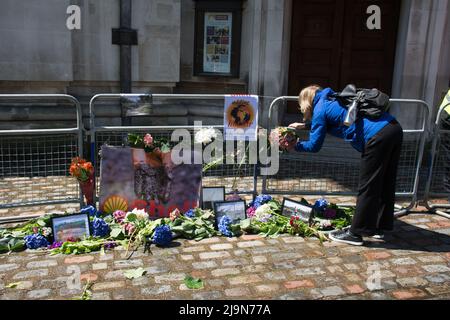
[350,120,403,236]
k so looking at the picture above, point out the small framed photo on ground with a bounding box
[281,198,314,224]
[51,213,91,243]
[201,186,225,211]
[214,200,246,225]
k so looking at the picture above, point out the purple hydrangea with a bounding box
[152,225,172,246]
[48,241,63,249]
[313,198,329,212]
[81,205,98,217]
[91,217,110,237]
[218,216,233,237]
[184,209,196,218]
[103,241,117,250]
[24,233,49,249]
[250,194,272,209]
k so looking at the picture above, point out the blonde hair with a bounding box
[298,85,322,121]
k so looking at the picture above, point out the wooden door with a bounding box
[288,0,401,113]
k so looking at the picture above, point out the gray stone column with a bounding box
[391,0,450,129]
[247,0,292,128]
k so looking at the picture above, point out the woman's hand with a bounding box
[288,122,307,130]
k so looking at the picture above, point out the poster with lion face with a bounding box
[224,95,259,141]
[99,145,202,218]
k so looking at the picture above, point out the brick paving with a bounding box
[1,213,450,300]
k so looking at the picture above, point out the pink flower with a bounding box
[246,206,256,218]
[324,208,337,219]
[143,134,153,146]
[124,223,136,235]
[113,210,126,223]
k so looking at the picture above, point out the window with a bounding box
[194,0,242,77]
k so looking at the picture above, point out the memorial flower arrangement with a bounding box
[269,127,299,152]
[69,157,95,205]
[0,194,353,255]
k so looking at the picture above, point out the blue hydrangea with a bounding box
[91,217,110,237]
[313,198,329,212]
[24,233,49,249]
[152,225,172,246]
[218,216,233,237]
[184,209,196,218]
[80,205,98,217]
[250,194,272,209]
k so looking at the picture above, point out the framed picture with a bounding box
[281,198,314,224]
[51,213,91,243]
[194,0,242,77]
[201,186,225,211]
[214,200,246,225]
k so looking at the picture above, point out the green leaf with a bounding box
[110,228,123,239]
[6,282,21,288]
[184,276,204,290]
[37,220,47,227]
[125,213,137,222]
[123,267,147,280]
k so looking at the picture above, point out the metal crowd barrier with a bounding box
[89,94,260,203]
[424,102,450,219]
[0,94,84,217]
[262,97,431,216]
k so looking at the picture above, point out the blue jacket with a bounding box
[295,88,395,153]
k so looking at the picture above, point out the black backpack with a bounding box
[331,84,391,119]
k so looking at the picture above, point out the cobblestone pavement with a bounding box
[1,212,450,300]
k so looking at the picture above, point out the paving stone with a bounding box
[225,287,251,297]
[273,261,296,269]
[145,265,169,274]
[154,273,186,283]
[416,255,445,263]
[92,263,108,270]
[210,243,233,250]
[422,264,450,273]
[397,277,428,287]
[296,258,325,267]
[64,256,94,264]
[291,267,326,277]
[320,286,346,297]
[252,256,267,264]
[364,251,392,260]
[199,251,231,260]
[242,264,266,273]
[254,284,280,293]
[104,270,126,280]
[424,273,450,284]
[113,259,143,269]
[27,289,51,299]
[208,279,225,287]
[233,249,246,256]
[346,284,366,294]
[92,292,111,300]
[236,240,266,248]
[131,277,149,286]
[281,237,305,244]
[13,269,48,279]
[92,281,126,291]
[277,292,308,300]
[222,258,249,267]
[141,285,172,296]
[193,260,218,269]
[392,288,427,299]
[182,246,207,253]
[0,264,19,272]
[229,274,262,285]
[263,271,286,281]
[284,280,315,289]
[390,257,417,266]
[192,291,223,300]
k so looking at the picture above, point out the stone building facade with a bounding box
[0,0,449,129]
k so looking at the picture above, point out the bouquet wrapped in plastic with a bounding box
[269,127,299,152]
